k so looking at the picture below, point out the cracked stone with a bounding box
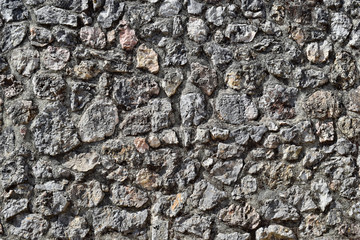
[0,23,26,53]
[305,40,332,64]
[63,151,100,172]
[242,0,264,18]
[304,90,341,119]
[159,0,182,17]
[11,48,40,77]
[261,199,300,222]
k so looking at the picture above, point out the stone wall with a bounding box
[0,0,359,239]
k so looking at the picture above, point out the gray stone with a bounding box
[219,203,261,230]
[187,0,204,15]
[187,18,208,43]
[337,116,360,139]
[66,216,89,239]
[330,51,357,90]
[0,23,26,53]
[241,0,264,18]
[280,144,303,161]
[110,183,148,208]
[311,179,333,212]
[74,60,101,80]
[70,180,104,208]
[164,42,187,66]
[42,46,70,71]
[161,68,183,97]
[331,13,352,42]
[204,43,232,69]
[32,72,66,100]
[302,148,325,168]
[210,160,243,185]
[70,82,96,111]
[190,180,226,211]
[266,59,293,79]
[35,6,78,27]
[256,225,296,240]
[0,57,8,73]
[294,67,328,89]
[80,26,106,49]
[9,214,49,240]
[345,86,360,113]
[11,48,40,77]
[261,199,300,222]
[305,40,332,64]
[63,151,100,172]
[1,157,28,189]
[97,0,124,29]
[241,175,258,194]
[215,92,258,124]
[151,217,169,240]
[159,0,182,17]
[29,25,54,47]
[0,0,29,22]
[224,24,257,43]
[78,98,119,143]
[120,107,151,135]
[189,62,217,96]
[31,103,80,156]
[5,100,37,125]
[173,214,212,239]
[206,6,224,26]
[304,90,341,119]
[33,191,69,216]
[0,74,23,98]
[316,121,335,143]
[215,232,250,240]
[52,26,78,45]
[180,93,207,126]
[2,199,28,220]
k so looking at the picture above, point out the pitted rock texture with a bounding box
[1,0,360,239]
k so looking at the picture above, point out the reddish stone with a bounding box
[134,137,149,153]
[119,21,138,50]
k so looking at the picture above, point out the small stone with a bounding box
[173,214,212,239]
[66,217,89,239]
[311,179,333,212]
[256,224,296,240]
[0,0,29,22]
[187,0,204,15]
[206,6,225,26]
[78,98,119,143]
[70,82,96,111]
[148,133,161,148]
[294,67,328,89]
[29,25,54,47]
[120,107,151,136]
[74,61,101,80]
[304,90,341,119]
[134,137,149,153]
[32,72,66,100]
[113,75,160,110]
[215,232,250,240]
[210,127,229,141]
[119,21,138,50]
[191,181,226,211]
[31,103,80,156]
[241,0,264,18]
[1,199,28,220]
[0,57,8,73]
[79,26,106,49]
[159,0,182,17]
[266,59,293,79]
[42,46,70,71]
[161,129,179,145]
[35,6,78,27]
[107,30,116,43]
[70,180,104,208]
[241,175,258,194]
[151,217,169,240]
[330,51,357,90]
[63,152,100,172]
[210,160,243,185]
[217,143,243,159]
[1,156,28,189]
[180,93,207,126]
[316,121,335,143]
[261,199,300,222]
[173,16,184,38]
[337,116,360,140]
[33,191,69,216]
[110,183,148,208]
[219,203,261,230]
[5,100,37,125]
[215,92,258,124]
[187,18,209,43]
[136,44,159,74]
[345,86,360,113]
[97,0,124,29]
[161,69,183,97]
[11,48,40,77]
[52,26,78,45]
[0,23,27,53]
[189,62,217,96]
[280,144,303,161]
[0,74,23,98]
[164,42,187,66]
[224,24,258,43]
[9,214,48,239]
[331,12,352,42]
[305,40,332,64]
[136,168,161,190]
[204,43,232,69]
[263,134,280,149]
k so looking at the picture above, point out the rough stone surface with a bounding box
[32,72,66,100]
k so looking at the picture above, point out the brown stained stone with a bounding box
[136,44,159,74]
[0,74,23,99]
[306,40,332,64]
[136,168,161,190]
[79,26,106,49]
[134,137,149,153]
[304,90,341,119]
[74,61,101,80]
[219,203,261,230]
[119,20,138,50]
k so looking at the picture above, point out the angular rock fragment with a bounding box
[0,74,23,98]
[204,43,232,69]
[70,180,104,208]
[256,225,296,240]
[150,98,173,132]
[219,203,261,230]
[70,82,96,111]
[294,67,328,89]
[190,180,226,211]
[29,25,54,47]
[78,98,119,143]
[0,23,26,53]
[74,61,101,80]
[110,183,148,208]
[187,0,204,15]
[331,12,352,42]
[206,6,224,26]
[210,160,243,185]
[63,152,100,172]
[161,69,183,97]
[136,168,161,190]
[316,121,335,143]
[42,46,70,71]
[164,42,187,66]
[266,59,293,79]
[1,199,28,220]
[32,72,66,100]
[0,0,29,22]
[345,86,360,113]
[215,92,258,124]
[136,44,159,74]
[97,0,124,28]
[119,21,138,50]
[6,100,37,125]
[151,217,169,240]
[261,199,300,222]
[189,62,217,96]
[337,116,360,140]
[240,175,258,194]
[113,75,160,110]
[35,6,78,27]
[53,26,78,45]
[305,40,332,64]
[180,93,207,126]
[187,18,208,43]
[304,90,341,119]
[159,0,182,17]
[280,144,302,161]
[173,214,213,239]
[11,48,40,77]
[1,157,28,189]
[241,0,264,18]
[9,214,49,240]
[120,107,151,135]
[33,191,69,216]
[224,24,257,43]
[216,232,250,240]
[31,103,80,156]
[330,51,357,90]
[311,179,333,212]
[79,26,106,49]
